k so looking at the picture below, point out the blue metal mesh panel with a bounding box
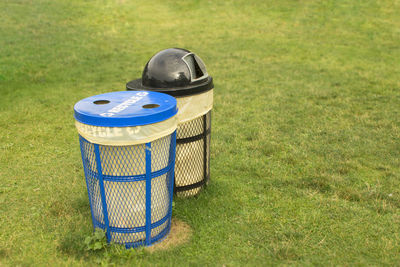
[78,131,176,248]
[100,145,146,176]
[79,138,104,226]
[151,220,169,241]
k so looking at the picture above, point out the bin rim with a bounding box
[74,91,177,127]
[126,76,213,97]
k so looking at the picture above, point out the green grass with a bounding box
[1,0,400,265]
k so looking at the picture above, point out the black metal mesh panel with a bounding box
[205,117,211,184]
[175,111,211,197]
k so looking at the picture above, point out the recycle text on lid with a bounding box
[100,92,149,117]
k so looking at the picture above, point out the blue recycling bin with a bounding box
[74,91,178,248]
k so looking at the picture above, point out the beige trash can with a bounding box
[127,48,214,197]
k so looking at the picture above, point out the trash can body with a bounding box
[126,48,213,197]
[173,90,212,197]
[74,91,177,248]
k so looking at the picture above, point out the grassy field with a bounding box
[1,0,400,265]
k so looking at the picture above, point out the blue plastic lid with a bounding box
[74,91,177,127]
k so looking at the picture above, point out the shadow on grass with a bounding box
[56,181,231,262]
[173,177,241,225]
[56,194,93,260]
[48,194,90,218]
[273,247,302,261]
[0,247,11,260]
[58,225,88,259]
[271,175,400,214]
[58,223,148,264]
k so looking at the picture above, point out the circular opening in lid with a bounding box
[142,104,160,109]
[93,100,110,105]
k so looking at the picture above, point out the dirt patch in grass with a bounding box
[146,218,192,253]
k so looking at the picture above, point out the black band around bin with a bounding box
[174,174,210,192]
[175,128,211,144]
[126,77,213,97]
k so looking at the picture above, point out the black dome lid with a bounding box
[126,48,213,97]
